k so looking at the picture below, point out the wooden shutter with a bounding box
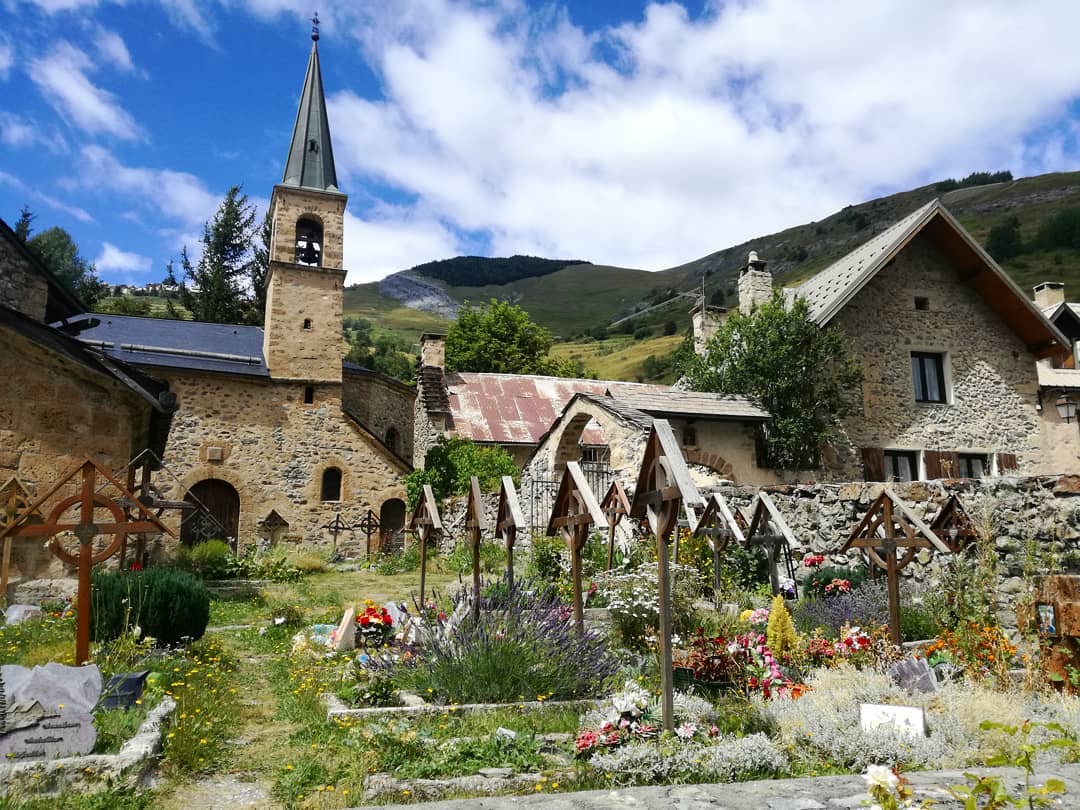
[996,452,1019,474]
[924,450,943,480]
[862,447,885,482]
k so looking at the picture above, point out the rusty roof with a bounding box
[443,372,671,445]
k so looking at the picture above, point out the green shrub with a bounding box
[187,539,235,579]
[373,545,422,575]
[525,533,566,583]
[91,568,210,645]
[287,552,329,574]
[803,565,868,598]
[445,540,505,575]
[405,436,519,509]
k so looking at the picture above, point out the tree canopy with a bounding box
[404,436,519,509]
[180,186,263,325]
[24,222,108,307]
[445,298,588,377]
[343,316,414,383]
[677,291,862,469]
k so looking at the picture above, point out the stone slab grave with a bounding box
[3,605,42,626]
[332,605,356,651]
[888,657,937,694]
[0,663,101,761]
[859,702,926,741]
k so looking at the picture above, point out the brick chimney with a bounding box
[419,333,446,369]
[738,251,772,315]
[1034,281,1065,311]
[690,301,726,355]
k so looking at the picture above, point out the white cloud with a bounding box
[0,170,94,223]
[320,1,1080,275]
[29,41,141,140]
[95,242,152,274]
[342,208,462,283]
[92,25,136,73]
[76,145,220,225]
[0,37,11,81]
[0,112,67,152]
[23,0,102,11]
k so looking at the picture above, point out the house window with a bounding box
[914,296,930,311]
[958,453,988,479]
[303,318,312,330]
[320,467,342,501]
[682,427,697,446]
[884,450,919,482]
[303,386,314,404]
[580,446,609,466]
[911,352,946,403]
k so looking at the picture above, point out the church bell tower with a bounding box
[263,19,346,383]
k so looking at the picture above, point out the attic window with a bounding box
[914,296,930,311]
[682,427,698,446]
[304,386,314,404]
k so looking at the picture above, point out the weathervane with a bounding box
[311,12,320,42]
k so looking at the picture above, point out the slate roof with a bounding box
[792,200,939,325]
[441,371,671,445]
[610,390,769,421]
[60,313,269,377]
[0,217,85,322]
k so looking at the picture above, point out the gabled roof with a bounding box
[440,371,671,445]
[790,200,1069,360]
[60,313,269,377]
[610,389,769,421]
[281,40,340,193]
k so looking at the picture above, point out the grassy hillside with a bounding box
[550,333,685,383]
[342,283,450,350]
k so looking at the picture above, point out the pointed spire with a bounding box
[282,25,339,193]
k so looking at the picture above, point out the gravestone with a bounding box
[0,663,101,760]
[3,605,43,626]
[332,606,356,652]
[859,703,926,740]
[99,671,151,710]
[888,657,937,694]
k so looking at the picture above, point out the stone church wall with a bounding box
[827,233,1043,478]
[155,371,408,555]
[342,367,415,462]
[0,237,48,322]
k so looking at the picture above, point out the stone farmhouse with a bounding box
[0,216,177,592]
[695,199,1078,482]
[57,37,414,553]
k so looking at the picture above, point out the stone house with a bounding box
[59,36,414,553]
[695,199,1073,482]
[1033,281,1080,473]
[0,216,177,593]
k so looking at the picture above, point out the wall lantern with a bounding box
[1056,394,1078,424]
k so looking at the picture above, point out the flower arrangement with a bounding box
[803,554,826,568]
[824,578,852,595]
[740,607,770,629]
[920,621,1017,682]
[677,629,792,699]
[355,599,395,647]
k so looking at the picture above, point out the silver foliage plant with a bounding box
[589,733,787,786]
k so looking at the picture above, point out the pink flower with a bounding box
[575,730,599,753]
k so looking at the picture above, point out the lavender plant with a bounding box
[792,579,889,637]
[387,582,617,703]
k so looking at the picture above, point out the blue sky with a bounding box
[1,1,1079,286]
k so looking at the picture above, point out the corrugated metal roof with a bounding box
[61,313,269,377]
[791,200,939,325]
[444,372,670,445]
[610,390,769,421]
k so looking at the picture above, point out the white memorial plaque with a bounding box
[859,703,926,740]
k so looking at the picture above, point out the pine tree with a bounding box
[246,210,271,326]
[180,186,257,324]
[13,206,34,242]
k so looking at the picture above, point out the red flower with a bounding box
[129,562,143,572]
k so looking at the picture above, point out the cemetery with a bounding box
[1,421,1080,808]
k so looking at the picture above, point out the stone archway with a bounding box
[379,498,406,552]
[182,479,241,546]
[552,412,602,473]
[683,448,736,481]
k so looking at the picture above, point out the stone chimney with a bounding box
[419,333,446,369]
[690,301,726,355]
[738,251,772,315]
[1034,281,1065,311]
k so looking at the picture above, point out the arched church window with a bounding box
[320,467,342,501]
[295,216,323,267]
[385,427,399,454]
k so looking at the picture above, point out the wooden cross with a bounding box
[691,492,747,605]
[495,476,525,592]
[745,491,800,599]
[629,420,704,732]
[547,462,608,636]
[928,493,978,553]
[407,485,442,610]
[464,477,488,622]
[0,459,171,664]
[0,476,39,607]
[599,480,632,571]
[841,487,953,645]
